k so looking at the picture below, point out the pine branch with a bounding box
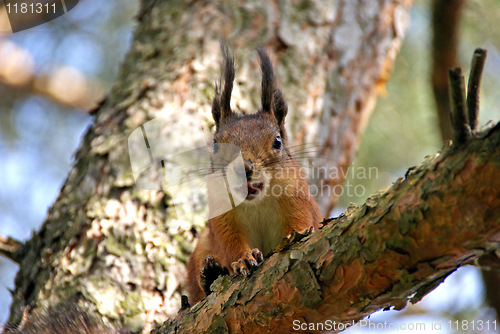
[448,67,470,144]
[155,121,500,334]
[467,48,487,131]
[0,234,23,264]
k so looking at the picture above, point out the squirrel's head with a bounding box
[211,46,299,203]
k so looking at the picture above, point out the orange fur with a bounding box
[186,47,322,304]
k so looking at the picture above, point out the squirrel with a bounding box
[186,45,322,304]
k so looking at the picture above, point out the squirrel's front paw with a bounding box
[201,256,229,295]
[231,248,264,276]
[299,226,315,236]
[287,226,315,241]
[274,226,316,252]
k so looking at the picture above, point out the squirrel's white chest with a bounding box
[236,200,283,256]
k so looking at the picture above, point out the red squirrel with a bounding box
[186,46,322,304]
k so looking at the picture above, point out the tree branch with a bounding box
[467,48,488,131]
[155,122,500,334]
[0,234,23,264]
[448,67,470,144]
[431,0,464,142]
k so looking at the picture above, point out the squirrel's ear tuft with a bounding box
[257,48,274,115]
[212,82,222,126]
[273,88,288,127]
[257,48,287,126]
[212,42,235,129]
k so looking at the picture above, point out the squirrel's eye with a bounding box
[272,136,282,150]
[212,140,219,154]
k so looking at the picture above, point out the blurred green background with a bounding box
[0,0,498,331]
[340,0,499,210]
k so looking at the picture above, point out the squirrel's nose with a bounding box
[244,160,253,180]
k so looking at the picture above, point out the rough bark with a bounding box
[155,122,500,334]
[5,0,413,332]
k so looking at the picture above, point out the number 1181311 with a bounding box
[6,2,56,14]
[448,320,497,331]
